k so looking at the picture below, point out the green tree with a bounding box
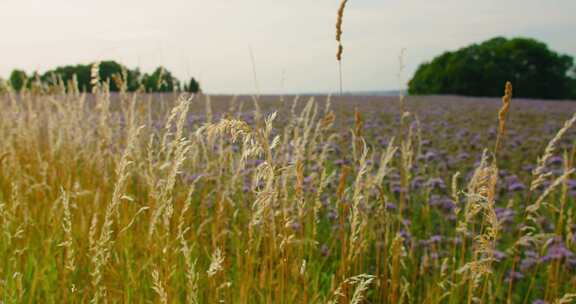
[184,77,201,93]
[98,61,141,91]
[7,61,198,93]
[9,70,28,92]
[570,67,576,99]
[408,37,575,99]
[41,64,90,91]
[40,61,142,92]
[141,67,179,92]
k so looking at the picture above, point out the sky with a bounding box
[0,0,575,94]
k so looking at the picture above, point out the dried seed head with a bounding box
[495,81,512,154]
[336,0,348,42]
[336,0,348,61]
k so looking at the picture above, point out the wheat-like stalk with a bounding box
[336,0,349,94]
[177,186,200,304]
[554,293,576,304]
[349,274,376,304]
[207,247,225,277]
[60,188,75,273]
[90,123,142,304]
[495,81,513,155]
[349,139,369,261]
[149,95,192,238]
[531,111,576,191]
[152,268,169,304]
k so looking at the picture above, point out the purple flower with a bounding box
[542,238,574,262]
[451,236,462,245]
[378,137,388,147]
[429,235,442,243]
[399,229,411,242]
[334,159,348,166]
[495,208,516,224]
[326,210,338,221]
[439,197,456,211]
[390,182,406,196]
[568,258,576,270]
[428,195,441,207]
[567,179,576,190]
[493,250,507,262]
[505,271,524,282]
[424,151,438,161]
[411,176,425,190]
[522,164,535,173]
[508,181,526,192]
[520,251,539,272]
[457,152,470,161]
[426,178,446,191]
[547,155,563,166]
[289,221,302,233]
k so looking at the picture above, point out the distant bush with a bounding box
[184,77,201,93]
[6,61,201,94]
[9,70,28,92]
[409,37,576,99]
[571,68,576,99]
[140,67,179,93]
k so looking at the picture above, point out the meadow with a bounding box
[0,77,576,303]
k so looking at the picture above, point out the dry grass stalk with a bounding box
[456,151,499,302]
[349,140,369,261]
[531,111,576,191]
[149,96,192,238]
[207,247,225,277]
[90,123,142,303]
[152,268,169,304]
[3,68,576,303]
[336,0,348,61]
[495,81,513,155]
[60,189,76,273]
[526,169,575,215]
[329,274,375,304]
[177,186,200,304]
[336,0,349,94]
[554,293,576,304]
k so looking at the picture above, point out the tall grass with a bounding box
[0,71,575,303]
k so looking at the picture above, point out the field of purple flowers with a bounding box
[0,85,575,303]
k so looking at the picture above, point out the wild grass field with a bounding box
[1,75,576,304]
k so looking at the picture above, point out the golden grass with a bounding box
[0,67,575,304]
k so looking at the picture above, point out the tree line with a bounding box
[1,60,201,93]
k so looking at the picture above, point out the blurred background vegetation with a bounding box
[407,37,576,100]
[0,60,201,93]
[1,37,574,99]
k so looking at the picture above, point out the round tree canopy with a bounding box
[408,37,575,99]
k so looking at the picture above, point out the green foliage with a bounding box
[9,69,28,92]
[40,61,141,92]
[184,77,201,93]
[7,61,200,93]
[570,67,576,99]
[141,67,179,92]
[409,37,575,99]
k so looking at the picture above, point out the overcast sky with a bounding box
[0,0,574,94]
